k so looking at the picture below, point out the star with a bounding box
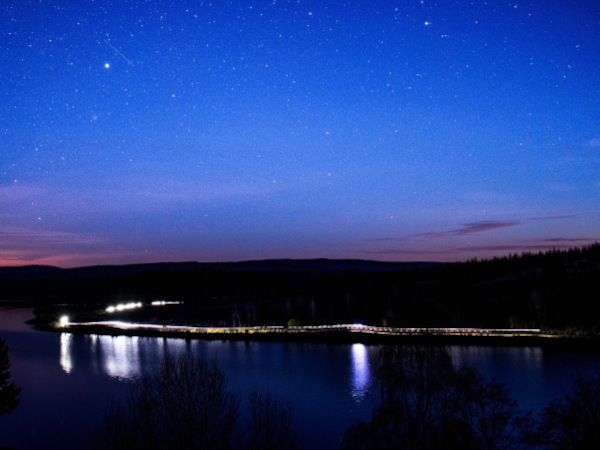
[104,63,110,69]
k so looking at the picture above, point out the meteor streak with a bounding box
[104,39,135,66]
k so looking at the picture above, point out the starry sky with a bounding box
[2,0,600,268]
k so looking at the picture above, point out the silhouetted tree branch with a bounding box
[341,345,533,449]
[96,355,300,450]
[96,356,239,450]
[538,373,600,449]
[246,390,298,450]
[0,337,20,416]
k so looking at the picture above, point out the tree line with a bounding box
[4,243,600,333]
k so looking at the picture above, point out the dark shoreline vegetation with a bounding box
[1,244,599,342]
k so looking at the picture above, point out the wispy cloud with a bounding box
[0,178,287,222]
[365,220,521,244]
[544,182,576,193]
[365,237,406,243]
[529,214,576,221]
[454,221,520,235]
[587,138,600,148]
[362,248,447,257]
[525,237,598,244]
[452,243,584,252]
[363,238,599,261]
[411,221,520,238]
[0,227,105,250]
[0,250,132,268]
[0,226,121,267]
[0,184,43,200]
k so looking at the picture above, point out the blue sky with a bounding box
[2,0,599,267]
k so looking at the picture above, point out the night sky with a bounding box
[2,0,599,267]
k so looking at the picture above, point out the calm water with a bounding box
[2,307,600,449]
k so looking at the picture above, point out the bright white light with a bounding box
[106,302,143,313]
[59,315,70,327]
[104,62,110,69]
[151,300,182,306]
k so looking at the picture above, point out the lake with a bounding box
[2,307,600,449]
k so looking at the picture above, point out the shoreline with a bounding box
[44,321,600,349]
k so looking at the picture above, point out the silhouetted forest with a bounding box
[2,244,599,334]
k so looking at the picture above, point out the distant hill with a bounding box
[0,265,65,282]
[0,259,438,283]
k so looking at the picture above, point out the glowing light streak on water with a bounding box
[351,343,371,402]
[100,335,141,379]
[60,333,73,374]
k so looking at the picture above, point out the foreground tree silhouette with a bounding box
[97,355,299,450]
[466,370,536,450]
[0,337,20,416]
[246,390,299,450]
[97,356,239,450]
[538,374,600,449]
[340,345,532,450]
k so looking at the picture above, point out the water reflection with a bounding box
[60,333,145,379]
[60,333,73,374]
[102,336,141,379]
[351,343,371,402]
[450,345,544,382]
[60,331,379,399]
[59,331,552,414]
[59,333,205,379]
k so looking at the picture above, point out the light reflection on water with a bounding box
[60,330,599,419]
[59,333,553,409]
[60,333,73,374]
[61,333,185,379]
[60,333,375,406]
[103,335,140,379]
[351,343,371,402]
[60,333,557,410]
[450,345,544,369]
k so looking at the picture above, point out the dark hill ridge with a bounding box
[5,244,600,335]
[0,259,438,283]
[0,265,65,282]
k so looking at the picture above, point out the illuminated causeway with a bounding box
[58,318,541,339]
